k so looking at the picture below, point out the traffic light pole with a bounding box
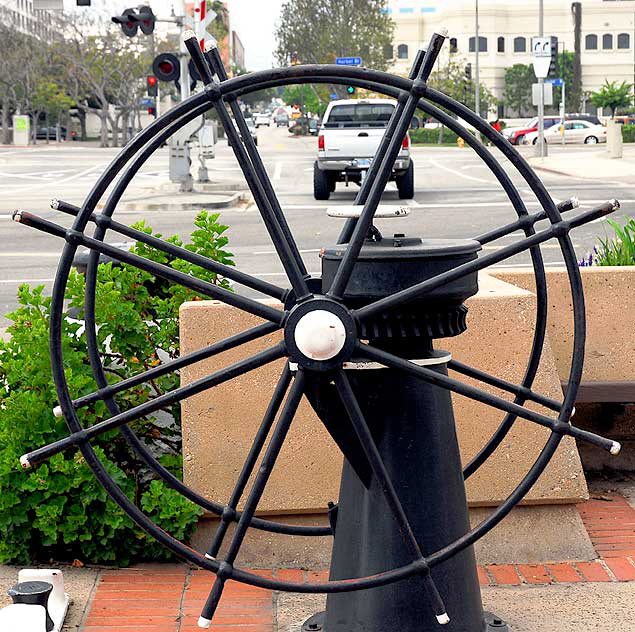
[535,0,547,158]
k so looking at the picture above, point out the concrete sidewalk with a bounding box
[527,144,635,183]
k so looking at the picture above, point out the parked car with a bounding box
[523,119,607,145]
[503,114,601,145]
[308,118,319,135]
[35,126,67,140]
[275,113,289,127]
[314,98,412,200]
[254,112,271,127]
[228,117,258,146]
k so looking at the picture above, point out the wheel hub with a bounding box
[284,298,357,370]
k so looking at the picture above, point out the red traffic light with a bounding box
[147,75,158,96]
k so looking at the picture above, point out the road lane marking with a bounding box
[0,252,61,257]
[273,162,283,180]
[0,278,54,284]
[429,158,492,183]
[0,161,110,194]
[252,248,322,255]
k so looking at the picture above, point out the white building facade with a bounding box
[0,0,55,40]
[387,0,635,115]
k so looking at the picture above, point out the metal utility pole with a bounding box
[475,0,481,142]
[535,0,547,157]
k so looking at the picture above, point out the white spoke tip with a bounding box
[20,455,31,469]
[436,612,450,625]
[610,441,622,456]
[204,38,218,52]
[183,29,196,42]
[204,553,215,560]
[53,405,63,418]
[436,27,449,38]
[198,616,212,628]
[50,199,60,210]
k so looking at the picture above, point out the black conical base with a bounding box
[320,361,487,632]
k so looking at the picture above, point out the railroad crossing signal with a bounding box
[153,53,181,83]
[112,6,155,37]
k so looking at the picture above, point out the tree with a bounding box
[551,51,574,114]
[282,84,329,117]
[275,0,394,91]
[30,80,74,143]
[429,60,497,117]
[503,64,534,116]
[590,80,633,117]
[571,2,582,112]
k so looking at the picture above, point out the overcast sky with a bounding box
[227,0,283,70]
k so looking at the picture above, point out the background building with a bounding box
[0,0,55,40]
[387,0,635,116]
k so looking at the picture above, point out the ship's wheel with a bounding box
[15,30,620,628]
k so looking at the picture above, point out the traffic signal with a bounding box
[148,106,157,118]
[112,8,139,37]
[548,36,558,78]
[346,86,356,95]
[137,6,155,35]
[152,53,181,82]
[112,7,155,37]
[465,63,472,80]
[147,76,158,97]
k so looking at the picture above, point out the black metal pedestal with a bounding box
[325,361,487,632]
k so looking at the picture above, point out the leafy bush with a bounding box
[620,124,635,143]
[579,217,635,267]
[410,127,460,145]
[0,211,233,565]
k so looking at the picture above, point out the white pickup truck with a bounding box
[314,98,413,200]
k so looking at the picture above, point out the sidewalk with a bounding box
[527,144,635,183]
[49,489,633,631]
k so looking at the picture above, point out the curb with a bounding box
[104,191,246,213]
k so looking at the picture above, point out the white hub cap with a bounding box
[293,310,347,361]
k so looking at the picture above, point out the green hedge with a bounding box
[621,124,635,143]
[410,127,460,145]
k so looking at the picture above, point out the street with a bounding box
[1,127,634,327]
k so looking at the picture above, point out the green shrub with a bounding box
[621,124,635,143]
[0,211,233,565]
[410,127,460,145]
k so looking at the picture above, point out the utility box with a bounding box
[12,115,30,146]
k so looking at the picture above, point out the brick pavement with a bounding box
[80,493,635,631]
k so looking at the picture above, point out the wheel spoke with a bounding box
[59,321,279,415]
[195,47,309,301]
[474,197,579,246]
[354,200,619,323]
[205,364,292,560]
[356,342,620,454]
[327,32,448,300]
[13,211,284,325]
[21,343,286,468]
[53,200,287,301]
[205,44,307,279]
[198,370,305,628]
[336,46,428,245]
[333,370,449,625]
[447,358,561,413]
